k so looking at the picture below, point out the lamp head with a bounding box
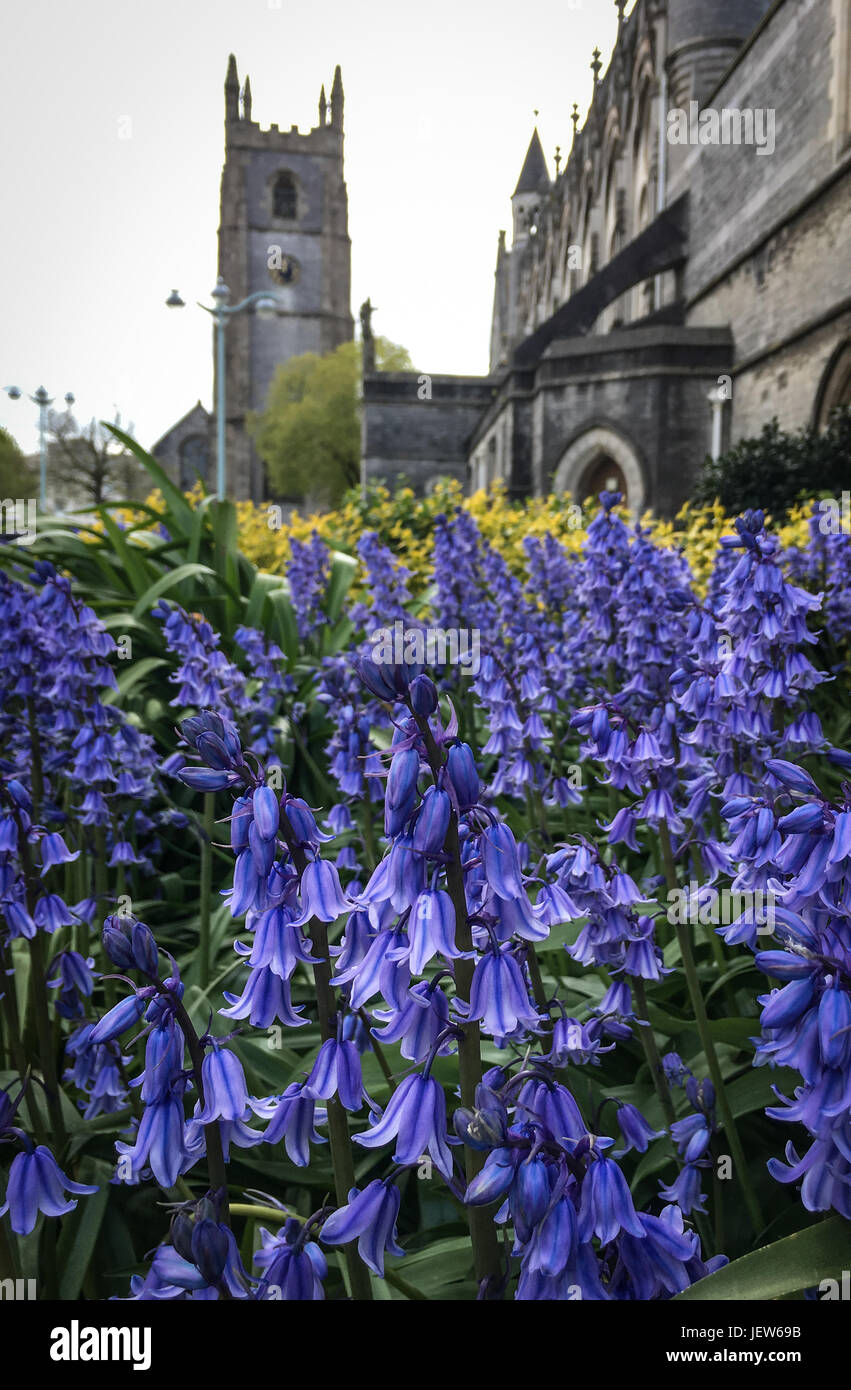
[255,295,280,321]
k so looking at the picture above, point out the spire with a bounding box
[225,54,239,123]
[242,75,252,122]
[330,65,344,130]
[512,127,549,197]
[318,83,327,127]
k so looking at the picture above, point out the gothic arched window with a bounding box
[273,172,297,220]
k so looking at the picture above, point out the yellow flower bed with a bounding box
[99,483,816,600]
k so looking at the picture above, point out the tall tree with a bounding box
[249,337,413,507]
[47,408,147,507]
[0,426,36,499]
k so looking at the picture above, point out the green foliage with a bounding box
[692,406,851,516]
[3,434,851,1301]
[676,1217,851,1301]
[0,425,36,499]
[248,336,414,508]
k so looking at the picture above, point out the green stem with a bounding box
[632,978,676,1125]
[199,792,215,989]
[412,709,503,1290]
[94,827,113,1010]
[278,813,373,1302]
[15,803,67,1149]
[359,803,379,873]
[155,978,230,1227]
[659,823,764,1235]
[526,946,549,1014]
[357,1008,396,1091]
[0,1215,18,1282]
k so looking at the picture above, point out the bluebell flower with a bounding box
[196,1046,251,1123]
[0,1144,98,1234]
[468,944,540,1038]
[254,1218,327,1299]
[354,1072,453,1178]
[304,1037,364,1112]
[321,1179,405,1276]
[261,1082,326,1166]
[577,1154,644,1244]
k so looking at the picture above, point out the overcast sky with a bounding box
[0,0,623,454]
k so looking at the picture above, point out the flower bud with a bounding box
[131,920,159,976]
[178,767,238,791]
[252,785,280,842]
[409,675,438,717]
[89,992,146,1044]
[230,795,253,852]
[170,1209,195,1263]
[196,731,235,771]
[446,743,479,811]
[412,787,451,853]
[102,916,134,969]
[385,747,419,838]
[357,657,398,702]
[777,803,825,834]
[191,1218,230,1285]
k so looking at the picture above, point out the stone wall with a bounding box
[363,374,497,493]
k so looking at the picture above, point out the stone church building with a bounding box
[156,0,851,516]
[365,0,851,515]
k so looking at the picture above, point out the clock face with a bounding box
[269,255,300,286]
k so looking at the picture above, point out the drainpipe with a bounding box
[654,18,668,311]
[708,386,726,461]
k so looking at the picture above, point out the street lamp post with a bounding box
[166,278,283,501]
[4,384,75,509]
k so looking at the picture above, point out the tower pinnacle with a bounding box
[330,65,344,131]
[225,54,240,123]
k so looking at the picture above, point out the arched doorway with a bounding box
[814,341,851,430]
[580,454,628,498]
[552,426,645,514]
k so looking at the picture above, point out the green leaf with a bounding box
[97,512,152,597]
[244,571,287,630]
[131,562,218,619]
[105,424,196,534]
[56,1157,112,1300]
[324,550,357,624]
[726,1066,799,1120]
[103,656,167,703]
[269,588,300,663]
[675,1216,851,1301]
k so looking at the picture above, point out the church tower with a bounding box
[217,55,353,499]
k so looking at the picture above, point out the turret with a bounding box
[665,0,775,109]
[318,84,327,127]
[242,74,252,122]
[511,128,549,245]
